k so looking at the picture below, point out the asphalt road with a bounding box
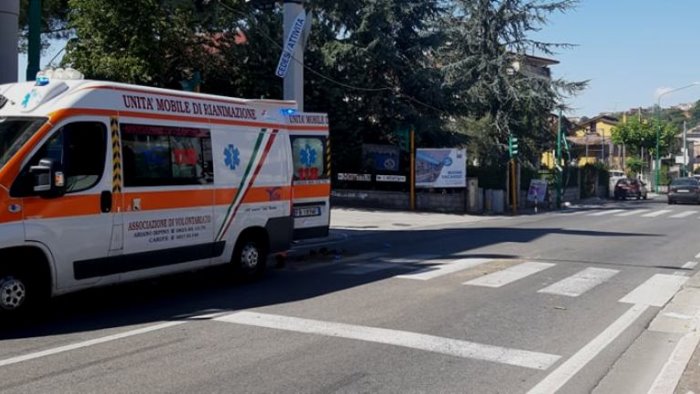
[2,196,699,393]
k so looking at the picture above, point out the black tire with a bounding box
[668,199,674,205]
[0,264,46,318]
[232,234,268,281]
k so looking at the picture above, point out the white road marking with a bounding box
[538,268,619,297]
[215,311,561,370]
[648,326,700,394]
[695,252,700,259]
[381,255,440,264]
[396,258,491,281]
[589,209,625,217]
[0,321,186,368]
[642,210,673,218]
[670,210,698,218]
[663,312,693,320]
[619,274,688,307]
[682,261,699,270]
[616,209,650,217]
[527,304,648,394]
[561,210,585,216]
[463,262,555,288]
[336,253,387,264]
[337,262,399,275]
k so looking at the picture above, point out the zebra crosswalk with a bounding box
[569,208,700,220]
[332,253,694,301]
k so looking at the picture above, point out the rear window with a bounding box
[671,178,698,186]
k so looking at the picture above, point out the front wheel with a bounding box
[232,235,268,281]
[0,265,45,317]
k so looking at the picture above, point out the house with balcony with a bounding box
[567,115,620,168]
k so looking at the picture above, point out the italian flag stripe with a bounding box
[217,129,280,241]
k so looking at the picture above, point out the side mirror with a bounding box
[29,158,66,197]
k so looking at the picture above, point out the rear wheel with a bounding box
[232,233,268,281]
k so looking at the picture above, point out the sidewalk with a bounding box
[329,207,500,231]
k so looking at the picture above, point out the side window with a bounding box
[121,124,213,187]
[62,122,107,193]
[10,122,107,196]
[291,136,327,181]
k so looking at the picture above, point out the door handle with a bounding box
[100,191,112,213]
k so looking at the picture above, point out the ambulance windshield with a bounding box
[0,117,47,171]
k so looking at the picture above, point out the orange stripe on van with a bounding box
[293,184,331,199]
[23,195,102,219]
[0,188,22,224]
[214,186,292,206]
[122,190,214,211]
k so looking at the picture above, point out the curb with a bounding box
[647,270,700,393]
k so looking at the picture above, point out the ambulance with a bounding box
[0,69,331,315]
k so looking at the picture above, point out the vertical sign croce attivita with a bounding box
[216,128,280,241]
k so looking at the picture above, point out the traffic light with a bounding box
[508,134,519,158]
[396,128,410,152]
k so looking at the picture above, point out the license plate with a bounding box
[678,189,690,193]
[294,206,322,217]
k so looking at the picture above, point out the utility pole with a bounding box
[555,108,562,209]
[683,120,688,177]
[27,0,41,81]
[283,0,305,110]
[0,0,20,84]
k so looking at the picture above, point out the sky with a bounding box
[17,0,700,119]
[531,0,700,118]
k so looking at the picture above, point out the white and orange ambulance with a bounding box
[0,69,330,315]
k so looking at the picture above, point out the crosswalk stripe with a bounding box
[619,274,688,306]
[670,210,698,218]
[216,312,561,370]
[463,262,555,288]
[396,258,491,281]
[337,262,399,275]
[538,267,619,297]
[382,255,440,264]
[642,210,673,218]
[589,209,625,217]
[616,209,650,217]
[682,261,698,269]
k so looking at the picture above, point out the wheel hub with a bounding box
[0,276,26,311]
[241,244,259,269]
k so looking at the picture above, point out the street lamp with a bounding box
[655,82,700,192]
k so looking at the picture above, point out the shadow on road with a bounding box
[0,225,659,339]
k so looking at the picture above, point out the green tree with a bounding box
[64,0,245,88]
[305,0,451,171]
[439,0,586,167]
[611,117,676,157]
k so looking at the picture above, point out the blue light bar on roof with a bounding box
[35,76,50,86]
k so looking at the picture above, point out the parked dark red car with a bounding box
[613,178,648,200]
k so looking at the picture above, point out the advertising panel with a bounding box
[415,148,466,188]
